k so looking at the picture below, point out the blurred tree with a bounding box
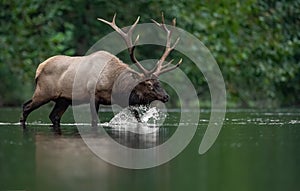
[0,0,299,108]
[0,0,74,105]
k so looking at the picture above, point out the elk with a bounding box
[20,13,182,131]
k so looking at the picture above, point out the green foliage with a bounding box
[0,0,299,108]
[0,0,75,105]
[167,0,300,107]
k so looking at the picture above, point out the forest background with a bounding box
[0,0,299,108]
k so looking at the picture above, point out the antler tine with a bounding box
[172,18,176,27]
[171,37,180,49]
[151,13,182,76]
[97,13,115,25]
[162,59,174,69]
[151,13,169,35]
[129,16,140,34]
[98,14,150,76]
[158,58,183,75]
[133,34,140,46]
[97,14,126,37]
[151,19,161,27]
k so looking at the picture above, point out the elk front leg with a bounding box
[90,95,99,127]
[49,98,70,131]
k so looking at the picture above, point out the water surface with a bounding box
[0,107,300,191]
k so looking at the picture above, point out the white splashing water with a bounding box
[107,106,166,134]
[141,107,160,123]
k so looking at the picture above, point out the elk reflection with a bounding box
[105,124,169,149]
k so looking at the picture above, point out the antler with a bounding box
[151,13,182,76]
[97,14,150,76]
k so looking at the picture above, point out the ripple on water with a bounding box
[1,110,299,128]
[227,111,300,126]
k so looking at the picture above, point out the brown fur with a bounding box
[34,51,128,102]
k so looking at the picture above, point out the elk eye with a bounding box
[148,84,153,90]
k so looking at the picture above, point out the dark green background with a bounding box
[0,0,299,107]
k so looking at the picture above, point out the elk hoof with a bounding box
[53,127,62,135]
[91,120,98,128]
[20,119,26,129]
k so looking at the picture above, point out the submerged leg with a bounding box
[20,99,49,129]
[20,99,32,128]
[49,98,70,130]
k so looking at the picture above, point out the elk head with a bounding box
[98,13,182,106]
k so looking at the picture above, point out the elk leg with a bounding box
[90,95,99,127]
[20,99,32,128]
[20,99,49,129]
[49,98,70,130]
[94,103,100,127]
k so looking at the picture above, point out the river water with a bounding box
[0,107,299,191]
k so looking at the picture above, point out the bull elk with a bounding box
[20,13,182,131]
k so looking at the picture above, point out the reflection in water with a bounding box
[101,106,171,149]
[35,125,173,191]
[35,134,111,191]
[35,106,173,190]
[1,109,300,191]
[106,125,170,149]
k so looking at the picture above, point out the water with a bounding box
[0,107,300,191]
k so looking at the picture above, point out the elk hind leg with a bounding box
[20,98,49,129]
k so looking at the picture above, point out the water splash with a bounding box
[141,107,161,123]
[107,106,166,134]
